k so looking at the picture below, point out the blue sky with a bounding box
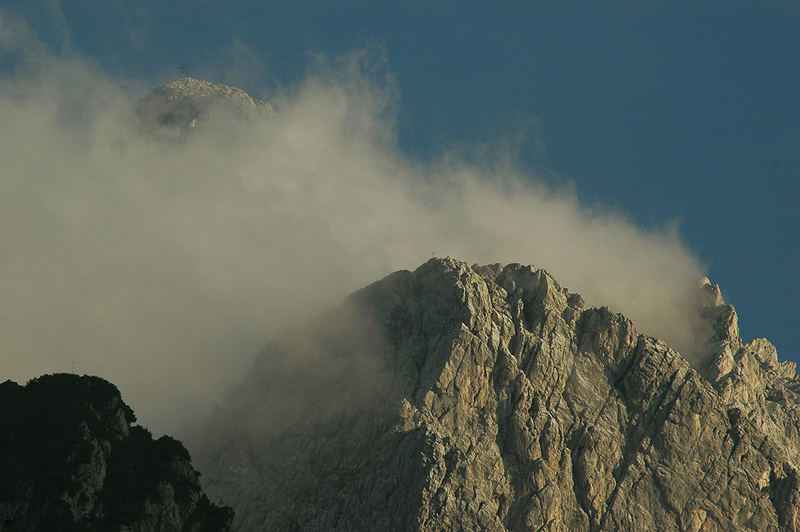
[3,2,799,364]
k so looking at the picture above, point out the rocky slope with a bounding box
[0,374,232,531]
[203,257,800,531]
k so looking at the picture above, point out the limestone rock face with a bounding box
[136,77,276,136]
[0,374,233,531]
[203,258,799,531]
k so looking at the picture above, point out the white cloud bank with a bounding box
[0,21,706,436]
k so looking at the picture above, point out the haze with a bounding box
[1,22,706,436]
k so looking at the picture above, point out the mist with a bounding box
[1,26,707,437]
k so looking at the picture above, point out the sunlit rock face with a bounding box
[0,374,233,531]
[202,257,799,531]
[136,77,276,136]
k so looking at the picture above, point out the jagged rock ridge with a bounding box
[203,257,800,531]
[0,374,232,531]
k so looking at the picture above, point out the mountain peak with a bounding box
[203,257,800,531]
[136,77,276,134]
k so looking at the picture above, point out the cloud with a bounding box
[0,20,707,439]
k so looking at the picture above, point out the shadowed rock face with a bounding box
[0,374,233,531]
[136,77,276,136]
[203,257,799,531]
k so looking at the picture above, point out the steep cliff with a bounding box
[203,257,799,531]
[0,374,232,531]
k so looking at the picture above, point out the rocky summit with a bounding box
[202,257,800,531]
[136,77,276,135]
[0,374,232,531]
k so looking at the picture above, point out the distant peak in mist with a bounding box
[136,77,276,134]
[1,55,710,438]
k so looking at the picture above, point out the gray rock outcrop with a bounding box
[203,257,799,531]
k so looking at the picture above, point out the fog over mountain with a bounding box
[1,21,709,437]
